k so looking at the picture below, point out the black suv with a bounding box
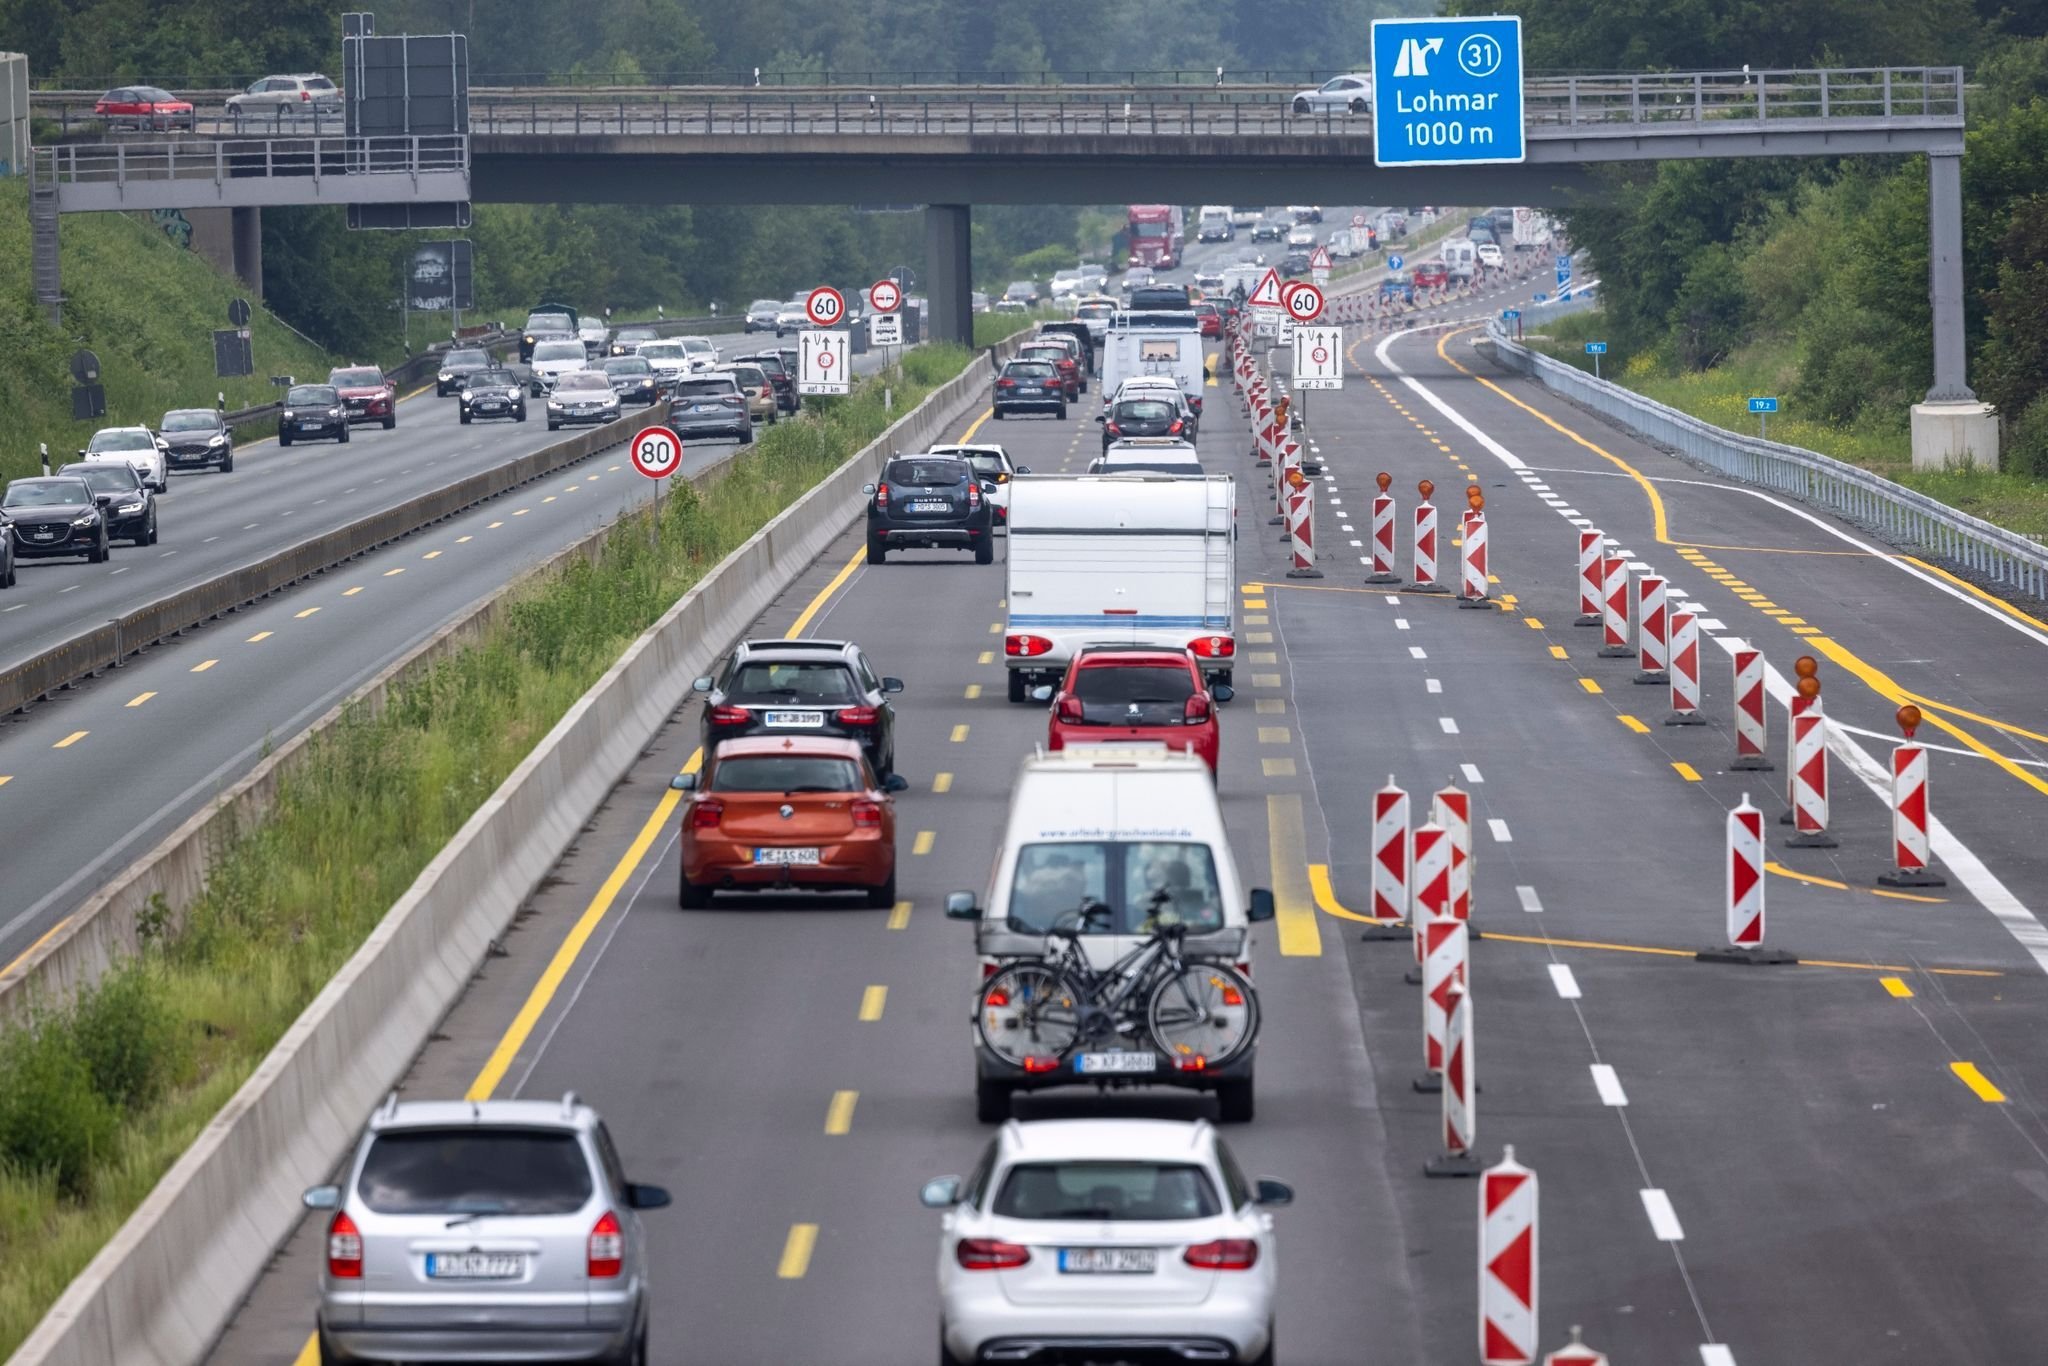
[57,462,157,545]
[278,384,349,445]
[519,310,577,364]
[158,407,234,473]
[992,360,1066,420]
[863,454,995,565]
[693,639,903,777]
[435,346,497,396]
[1251,220,1288,242]
[733,352,799,413]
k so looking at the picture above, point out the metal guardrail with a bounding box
[38,133,468,186]
[1484,306,2048,603]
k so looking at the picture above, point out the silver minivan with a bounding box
[304,1094,669,1365]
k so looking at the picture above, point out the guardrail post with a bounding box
[1820,69,1829,117]
[1629,75,1640,122]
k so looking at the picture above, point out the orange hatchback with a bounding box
[673,736,906,908]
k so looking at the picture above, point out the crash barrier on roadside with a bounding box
[4,340,1028,1366]
[1479,1149,1539,1358]
[1633,572,1669,683]
[1883,707,1946,888]
[1667,610,1705,725]
[1574,529,1603,625]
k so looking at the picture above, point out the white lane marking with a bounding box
[1396,619,1411,631]
[1700,1348,1738,1366]
[1438,716,1459,734]
[1349,539,1364,547]
[1641,1189,1685,1241]
[59,584,78,593]
[1559,507,1580,516]
[1591,1064,1629,1106]
[1409,646,1427,659]
[1528,483,1551,491]
[1700,618,1726,631]
[1426,678,1443,694]
[1461,763,1484,783]
[1374,330,1528,471]
[1487,818,1512,842]
[160,549,176,557]
[109,566,128,576]
[203,535,219,543]
[1549,963,1580,998]
[2,603,22,612]
[1516,885,1543,912]
[1384,594,1401,605]
[1711,634,2048,975]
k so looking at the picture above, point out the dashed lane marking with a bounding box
[933,773,953,794]
[1880,977,1914,998]
[1549,964,1580,999]
[824,1090,858,1135]
[950,724,969,743]
[1579,678,1603,695]
[1487,818,1512,843]
[1673,762,1703,782]
[53,731,88,749]
[1517,886,1543,913]
[888,901,912,931]
[1267,795,1322,956]
[295,607,320,619]
[191,659,217,672]
[247,631,273,642]
[1951,1062,2007,1103]
[125,692,155,708]
[777,1224,818,1279]
[1591,1064,1629,1106]
[913,831,935,856]
[1640,1189,1686,1241]
[858,985,887,1021]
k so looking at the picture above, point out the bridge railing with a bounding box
[39,134,469,188]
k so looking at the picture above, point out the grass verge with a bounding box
[0,342,974,1355]
[0,179,342,491]
[1527,314,2048,539]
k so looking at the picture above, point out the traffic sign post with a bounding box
[804,286,846,328]
[1748,395,1779,438]
[1371,16,1525,168]
[798,329,850,396]
[1293,326,1342,390]
[630,424,683,550]
[1555,253,1572,299]
[1502,307,1522,340]
[867,278,902,315]
[1583,340,1607,380]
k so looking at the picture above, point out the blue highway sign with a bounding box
[1585,342,1608,355]
[1502,309,1521,320]
[1748,396,1780,413]
[1371,16,1525,168]
[1388,254,1404,271]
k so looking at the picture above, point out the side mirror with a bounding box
[861,483,877,497]
[1093,414,1106,423]
[881,677,905,694]
[884,773,910,793]
[302,1185,341,1210]
[692,677,713,693]
[1247,888,1276,923]
[944,891,981,921]
[1254,1179,1294,1208]
[1211,683,1234,703]
[919,1176,962,1209]
[625,1182,673,1210]
[669,773,698,791]
[1016,465,1031,475]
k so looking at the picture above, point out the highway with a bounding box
[0,348,897,967]
[197,256,2048,1365]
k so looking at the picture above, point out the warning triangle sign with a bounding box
[1248,268,1284,307]
[1309,245,1332,270]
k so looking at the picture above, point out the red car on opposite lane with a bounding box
[94,86,197,131]
[327,365,397,429]
[1411,260,1451,290]
[1045,645,1225,775]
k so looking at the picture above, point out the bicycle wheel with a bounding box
[976,963,1085,1068]
[1148,962,1259,1069]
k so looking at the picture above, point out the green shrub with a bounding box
[0,1024,119,1198]
[69,964,183,1114]
[2005,394,2048,480]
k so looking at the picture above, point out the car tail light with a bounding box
[723,394,744,408]
[1167,419,1184,435]
[690,800,724,829]
[300,89,311,101]
[996,378,1017,389]
[589,1211,624,1278]
[708,704,752,726]
[874,482,889,509]
[967,483,982,510]
[1020,1056,1062,1074]
[956,1238,1032,1270]
[1184,1238,1259,1271]
[1188,635,1235,659]
[1189,395,1204,414]
[1056,696,1084,723]
[1184,694,1212,722]
[836,705,879,726]
[1006,634,1053,658]
[852,799,884,828]
[1173,1054,1208,1072]
[1104,422,1121,436]
[327,1211,363,1279]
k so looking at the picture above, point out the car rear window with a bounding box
[602,358,653,376]
[446,349,488,368]
[960,453,1008,477]
[1073,664,1195,707]
[728,660,861,705]
[992,1162,1221,1220]
[675,378,737,398]
[1019,347,1067,363]
[473,372,516,388]
[1115,401,1178,422]
[356,1129,594,1216]
[64,465,140,493]
[556,373,611,393]
[89,430,153,451]
[526,313,572,331]
[329,367,385,387]
[1005,363,1055,379]
[286,386,336,406]
[711,756,864,793]
[884,459,969,486]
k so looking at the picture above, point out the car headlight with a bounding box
[548,400,564,410]
[328,408,341,418]
[460,389,473,401]
[73,514,98,528]
[282,410,295,421]
[116,501,143,515]
[437,371,452,381]
[207,434,225,446]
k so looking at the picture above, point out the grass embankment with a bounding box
[0,344,973,1355]
[1528,311,2048,540]
[973,312,1039,347]
[0,179,341,490]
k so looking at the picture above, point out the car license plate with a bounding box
[1074,1051,1156,1074]
[425,1252,524,1280]
[299,421,323,431]
[1058,1247,1157,1274]
[691,403,721,413]
[754,847,821,865]
[763,710,825,728]
[909,500,951,513]
[29,528,56,541]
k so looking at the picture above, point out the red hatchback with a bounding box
[94,86,197,131]
[1018,343,1082,401]
[327,365,397,429]
[1045,645,1225,774]
[1411,261,1451,289]
[1193,301,1222,337]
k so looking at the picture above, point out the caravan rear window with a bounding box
[1139,339,1182,362]
[1005,842,1224,935]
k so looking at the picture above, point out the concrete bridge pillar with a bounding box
[925,203,973,347]
[1912,146,1997,469]
[231,206,264,299]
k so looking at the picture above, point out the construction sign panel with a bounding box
[1293,326,1343,389]
[798,329,850,395]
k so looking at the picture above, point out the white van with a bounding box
[1196,205,1235,242]
[1004,474,1236,702]
[945,746,1276,1118]
[1443,238,1479,282]
[1100,323,1206,417]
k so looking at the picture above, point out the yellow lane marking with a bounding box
[978,651,994,665]
[1765,859,1948,904]
[1258,727,1291,744]
[958,407,996,443]
[565,485,579,493]
[1243,598,1269,609]
[1249,651,1278,665]
[1580,678,1604,695]
[1880,977,1915,998]
[0,914,71,980]
[964,684,982,700]
[1792,626,1823,636]
[1616,714,1648,732]
[825,1090,858,1134]
[1903,555,2048,635]
[1549,645,1569,660]
[456,535,473,544]
[1244,613,1269,625]
[933,773,953,794]
[423,550,443,560]
[1255,699,1287,715]
[382,568,405,577]
[1262,757,1298,777]
[125,692,156,708]
[913,831,935,855]
[778,1223,819,1278]
[1308,864,1390,925]
[1247,632,1274,644]
[1252,673,1282,687]
[1952,1062,2007,1103]
[247,630,273,642]
[859,985,887,1021]
[950,724,969,743]
[1672,762,1702,782]
[542,496,556,504]
[191,659,218,672]
[888,900,912,930]
[1524,617,1544,629]
[513,508,530,516]
[295,607,321,619]
[0,776,10,788]
[53,731,87,749]
[343,586,364,597]
[1480,930,1998,976]
[987,622,1002,634]
[1777,616,1808,626]
[1267,794,1322,956]
[787,545,865,638]
[489,520,505,529]
[1894,691,2048,746]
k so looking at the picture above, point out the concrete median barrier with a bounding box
[6,338,1018,1366]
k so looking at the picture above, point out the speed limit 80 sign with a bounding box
[630,425,683,480]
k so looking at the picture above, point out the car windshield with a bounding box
[1115,401,1178,422]
[680,338,715,355]
[445,349,487,368]
[63,465,139,493]
[535,341,586,362]
[675,379,736,398]
[556,373,611,393]
[3,480,90,508]
[88,430,152,452]
[1075,303,1115,320]
[603,358,652,376]
[285,386,335,406]
[992,1162,1221,1221]
[135,87,176,102]
[356,1129,593,1216]
[1019,347,1067,364]
[711,755,864,794]
[639,342,686,362]
[884,459,968,487]
[525,313,572,331]
[1131,222,1169,238]
[160,411,219,432]
[329,368,383,387]
[728,660,861,705]
[725,366,765,386]
[472,371,516,388]
[619,327,659,342]
[749,299,781,312]
[1005,841,1225,935]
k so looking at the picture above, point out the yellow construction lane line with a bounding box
[912,831,935,856]
[1903,555,2048,636]
[887,900,912,931]
[777,1223,819,1278]
[1266,795,1321,956]
[1481,929,2000,977]
[0,914,72,982]
[858,985,888,1021]
[1880,976,1915,998]
[1951,1062,2008,1103]
[1764,859,1947,905]
[1307,864,1395,926]
[824,1090,858,1135]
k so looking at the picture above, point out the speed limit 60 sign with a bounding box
[1282,281,1326,323]
[630,425,683,480]
[805,286,847,328]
